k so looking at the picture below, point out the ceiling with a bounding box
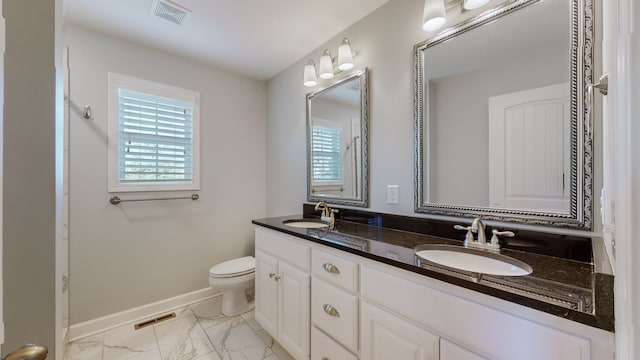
[63,0,390,81]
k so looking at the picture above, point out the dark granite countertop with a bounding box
[252,215,614,332]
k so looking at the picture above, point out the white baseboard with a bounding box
[68,288,220,342]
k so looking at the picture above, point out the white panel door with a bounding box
[489,83,570,212]
[277,260,310,360]
[361,301,439,360]
[255,250,278,337]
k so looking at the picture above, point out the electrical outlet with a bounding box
[387,185,399,204]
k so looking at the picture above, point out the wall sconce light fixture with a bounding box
[422,0,491,32]
[422,0,446,31]
[318,50,335,80]
[337,38,354,71]
[304,38,356,87]
[303,60,318,87]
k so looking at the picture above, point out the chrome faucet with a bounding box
[314,201,338,229]
[455,217,497,251]
[470,217,487,245]
[455,217,515,252]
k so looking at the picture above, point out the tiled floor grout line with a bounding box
[65,299,288,360]
[192,306,221,360]
[151,316,162,360]
[100,332,106,360]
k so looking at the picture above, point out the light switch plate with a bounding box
[387,185,399,204]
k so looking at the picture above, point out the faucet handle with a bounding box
[489,229,515,250]
[454,224,474,244]
[329,208,339,222]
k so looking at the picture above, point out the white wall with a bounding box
[65,24,267,324]
[266,0,602,235]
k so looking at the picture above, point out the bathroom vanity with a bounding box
[252,213,613,360]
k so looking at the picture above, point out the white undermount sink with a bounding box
[414,244,532,277]
[282,219,330,229]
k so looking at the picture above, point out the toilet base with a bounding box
[221,288,251,317]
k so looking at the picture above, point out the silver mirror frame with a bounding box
[307,68,369,207]
[414,0,593,230]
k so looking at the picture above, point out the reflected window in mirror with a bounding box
[312,122,343,185]
[414,0,593,229]
[307,69,369,207]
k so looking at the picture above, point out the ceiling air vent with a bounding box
[150,0,191,26]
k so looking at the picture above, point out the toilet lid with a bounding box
[209,256,255,278]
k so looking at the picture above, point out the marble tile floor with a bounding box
[65,297,295,360]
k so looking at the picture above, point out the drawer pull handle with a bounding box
[322,358,330,360]
[323,263,340,274]
[322,304,340,318]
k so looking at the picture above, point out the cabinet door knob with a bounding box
[322,304,340,318]
[274,275,281,281]
[269,273,275,278]
[323,263,340,274]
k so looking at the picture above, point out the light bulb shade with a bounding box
[304,60,317,87]
[318,50,334,79]
[422,0,446,32]
[463,0,490,10]
[337,38,354,71]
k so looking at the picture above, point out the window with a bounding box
[108,73,200,192]
[311,124,342,184]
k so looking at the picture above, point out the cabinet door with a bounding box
[278,260,310,360]
[361,301,439,360]
[440,339,488,360]
[255,249,278,337]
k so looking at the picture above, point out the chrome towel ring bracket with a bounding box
[587,73,609,140]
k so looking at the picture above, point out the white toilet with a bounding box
[208,256,256,317]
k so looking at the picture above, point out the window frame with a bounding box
[108,72,201,193]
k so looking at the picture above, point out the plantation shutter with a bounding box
[312,125,342,183]
[118,89,194,183]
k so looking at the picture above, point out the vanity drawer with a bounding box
[312,248,358,292]
[311,277,359,353]
[311,326,358,360]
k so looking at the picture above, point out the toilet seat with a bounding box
[209,256,255,278]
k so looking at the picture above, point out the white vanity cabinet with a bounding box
[255,228,310,360]
[254,227,614,360]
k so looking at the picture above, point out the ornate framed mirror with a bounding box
[307,69,369,207]
[414,0,593,229]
